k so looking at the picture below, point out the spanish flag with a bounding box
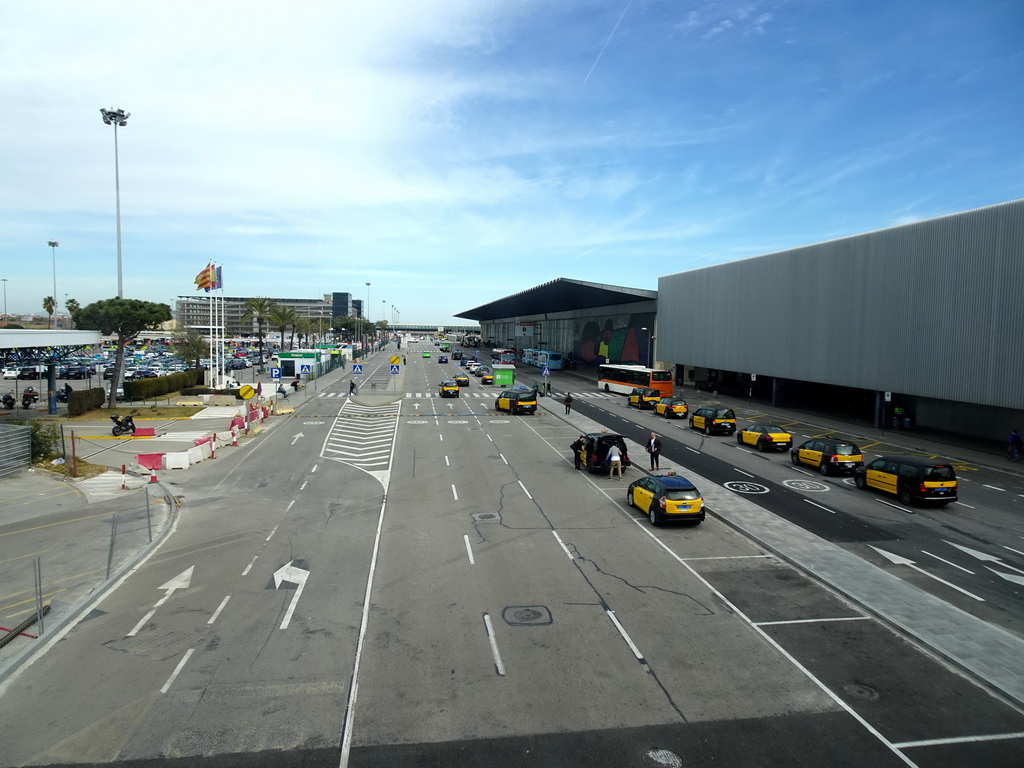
[194,263,216,291]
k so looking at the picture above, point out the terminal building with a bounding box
[459,198,1024,442]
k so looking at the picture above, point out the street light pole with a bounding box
[365,282,371,352]
[99,108,130,298]
[1,279,7,327]
[47,241,58,328]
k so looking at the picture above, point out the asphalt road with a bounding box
[1,346,1023,767]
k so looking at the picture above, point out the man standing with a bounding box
[1009,429,1023,462]
[607,443,623,479]
[570,435,585,470]
[563,393,573,414]
[646,432,663,470]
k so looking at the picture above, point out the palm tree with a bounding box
[42,296,56,329]
[293,317,316,349]
[65,298,81,329]
[241,297,277,371]
[268,306,300,351]
[174,327,210,372]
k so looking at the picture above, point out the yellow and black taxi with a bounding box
[627,387,662,409]
[689,406,737,435]
[627,471,704,526]
[438,380,460,398]
[454,373,470,387]
[654,396,689,419]
[791,438,863,475]
[577,432,631,474]
[494,388,537,415]
[736,423,793,452]
[422,350,431,358]
[854,456,958,506]
[481,370,494,385]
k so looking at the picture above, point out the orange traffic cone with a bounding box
[149,466,158,483]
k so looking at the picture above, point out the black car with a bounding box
[577,432,631,474]
[64,366,90,380]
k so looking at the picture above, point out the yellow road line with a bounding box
[1,588,67,615]
[0,509,117,538]
[0,549,49,565]
[0,567,106,608]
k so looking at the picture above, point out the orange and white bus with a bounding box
[598,364,673,396]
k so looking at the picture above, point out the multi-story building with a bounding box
[175,295,332,338]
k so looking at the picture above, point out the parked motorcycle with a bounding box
[110,414,137,436]
[1,392,15,410]
[56,385,72,404]
[21,387,39,409]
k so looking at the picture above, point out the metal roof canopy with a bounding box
[456,278,656,321]
[0,329,103,363]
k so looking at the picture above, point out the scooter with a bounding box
[22,387,39,409]
[1,392,15,410]
[110,414,137,436]
[56,388,71,404]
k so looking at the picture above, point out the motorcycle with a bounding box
[1,392,15,410]
[110,414,137,436]
[21,387,39,409]
[56,387,71,404]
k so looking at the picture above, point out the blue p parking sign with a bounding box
[270,367,282,379]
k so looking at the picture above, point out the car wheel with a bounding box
[854,474,867,490]
[736,433,744,445]
[818,461,830,476]
[689,418,695,430]
[704,424,711,435]
[627,489,636,508]
[757,439,766,452]
[649,507,660,526]
[790,452,800,466]
[898,489,914,506]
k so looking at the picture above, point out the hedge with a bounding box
[68,387,106,417]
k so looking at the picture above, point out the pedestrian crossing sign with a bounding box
[390,365,400,374]
[542,366,550,376]
[353,364,363,374]
[299,364,312,374]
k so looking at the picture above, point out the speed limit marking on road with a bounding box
[782,479,830,493]
[724,481,769,494]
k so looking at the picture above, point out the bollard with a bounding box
[211,433,217,459]
[121,464,127,490]
[231,428,238,446]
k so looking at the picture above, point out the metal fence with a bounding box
[0,423,31,480]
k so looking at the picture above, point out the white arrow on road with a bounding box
[945,540,1024,575]
[986,567,1024,586]
[413,403,421,410]
[291,432,305,445]
[868,546,984,602]
[274,561,310,629]
[127,566,195,637]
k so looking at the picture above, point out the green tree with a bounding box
[268,306,300,351]
[42,296,56,329]
[241,297,277,371]
[174,327,210,372]
[65,298,81,329]
[75,298,172,408]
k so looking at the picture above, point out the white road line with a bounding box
[955,501,976,509]
[311,464,317,472]
[445,456,450,466]
[804,499,835,514]
[464,535,475,565]
[1004,546,1024,558]
[983,484,1005,492]
[160,647,195,694]
[921,551,974,574]
[685,446,700,454]
[875,499,906,511]
[754,616,869,627]
[287,500,296,511]
[266,524,279,542]
[208,595,231,624]
[241,556,258,576]
[439,434,444,441]
[300,481,308,491]
[451,484,458,501]
[518,480,533,499]
[127,609,156,637]
[482,613,506,676]
[500,454,508,464]
[606,610,644,661]
[733,468,754,478]
[552,530,574,560]
[682,555,773,561]
[893,731,1024,749]
[791,467,813,476]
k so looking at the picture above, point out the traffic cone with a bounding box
[149,466,158,483]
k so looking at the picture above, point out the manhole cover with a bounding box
[502,605,552,626]
[642,749,683,767]
[472,512,499,523]
[842,682,879,701]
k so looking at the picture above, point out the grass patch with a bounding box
[69,404,206,420]
[38,458,109,479]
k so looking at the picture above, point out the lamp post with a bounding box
[381,300,386,344]
[365,282,371,353]
[641,327,654,368]
[99,107,130,298]
[47,241,58,328]
[1,279,7,326]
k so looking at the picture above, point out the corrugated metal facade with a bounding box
[657,199,1024,410]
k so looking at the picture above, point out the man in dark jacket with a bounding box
[570,435,585,470]
[646,432,663,470]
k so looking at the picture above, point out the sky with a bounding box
[2,1,1022,326]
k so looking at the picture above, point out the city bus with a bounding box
[537,350,564,370]
[598,364,673,396]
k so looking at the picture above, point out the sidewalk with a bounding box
[528,370,1024,709]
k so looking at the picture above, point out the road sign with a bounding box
[299,364,312,374]
[353,364,363,374]
[542,366,550,376]
[390,355,401,365]
[390,365,400,374]
[270,367,282,379]
[238,385,256,400]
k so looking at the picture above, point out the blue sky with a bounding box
[2,1,1021,325]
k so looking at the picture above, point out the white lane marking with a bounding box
[552,530,574,560]
[439,434,444,442]
[482,613,506,676]
[875,499,906,511]
[208,595,231,624]
[452,484,459,501]
[241,556,258,576]
[160,648,195,694]
[893,731,1024,749]
[127,609,157,637]
[1004,546,1024,557]
[311,464,318,473]
[955,501,976,509]
[606,610,644,661]
[685,446,700,454]
[464,535,475,565]
[868,546,985,602]
[287,500,296,512]
[300,481,308,491]
[754,616,869,627]
[683,554,773,561]
[733,468,754,478]
[500,454,508,464]
[804,499,835,514]
[791,467,813,476]
[518,480,533,499]
[921,551,974,574]
[266,524,279,542]
[983,484,1005,492]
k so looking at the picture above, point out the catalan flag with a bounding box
[194,263,216,291]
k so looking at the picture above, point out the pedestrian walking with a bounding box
[349,379,357,396]
[646,431,663,470]
[563,393,573,414]
[1009,429,1023,462]
[607,443,623,479]
[570,435,585,470]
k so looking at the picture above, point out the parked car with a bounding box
[854,456,957,506]
[791,438,864,475]
[627,471,705,526]
[577,432,631,474]
[736,423,793,452]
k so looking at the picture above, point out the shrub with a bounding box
[68,387,105,417]
[7,420,63,461]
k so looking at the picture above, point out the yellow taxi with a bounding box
[791,438,863,475]
[854,456,958,506]
[438,380,459,398]
[689,406,736,435]
[494,389,537,415]
[627,471,705,526]
[481,371,494,385]
[627,387,662,409]
[454,374,470,387]
[654,396,689,419]
[736,423,793,452]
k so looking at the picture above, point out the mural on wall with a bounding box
[576,314,654,366]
